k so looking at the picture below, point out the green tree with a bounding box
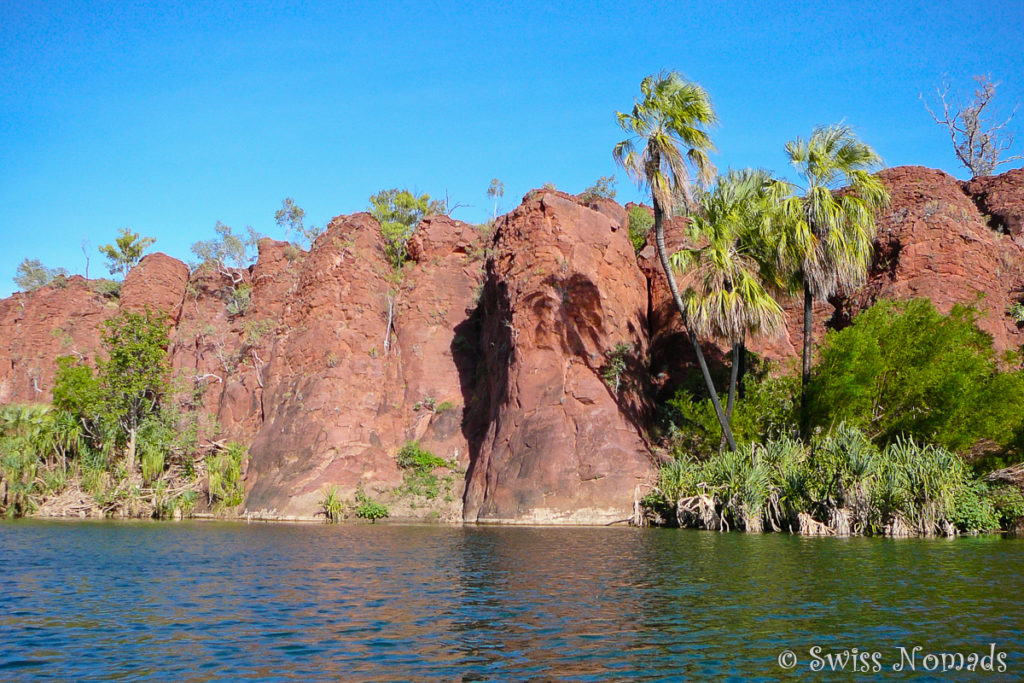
[191,221,262,273]
[627,206,654,253]
[806,299,1024,454]
[486,178,504,220]
[670,169,787,434]
[613,71,736,450]
[98,228,156,278]
[98,310,171,471]
[368,188,445,268]
[275,197,323,249]
[13,258,68,292]
[777,124,890,436]
[578,175,617,203]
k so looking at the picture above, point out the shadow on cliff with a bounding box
[452,276,511,515]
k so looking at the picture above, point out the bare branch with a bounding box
[922,74,1022,177]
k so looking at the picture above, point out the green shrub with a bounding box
[627,206,653,253]
[320,485,344,523]
[206,442,246,509]
[354,487,389,522]
[663,362,799,456]
[394,441,456,500]
[600,343,633,395]
[396,441,449,471]
[226,283,252,316]
[806,299,1024,454]
[91,278,122,299]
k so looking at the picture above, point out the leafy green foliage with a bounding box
[663,360,799,455]
[206,442,246,509]
[98,228,156,278]
[354,486,389,521]
[395,441,456,500]
[276,197,323,249]
[100,310,171,453]
[626,206,653,253]
[368,189,445,269]
[486,178,504,219]
[599,343,633,395]
[806,299,1024,453]
[320,485,344,522]
[578,175,617,203]
[90,278,122,299]
[1008,301,1024,324]
[647,425,1004,535]
[14,258,68,292]
[191,221,261,270]
[225,283,252,316]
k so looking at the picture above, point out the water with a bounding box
[1,521,1022,681]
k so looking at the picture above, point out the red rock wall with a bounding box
[1,165,1021,523]
[462,190,656,524]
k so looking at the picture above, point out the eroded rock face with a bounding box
[0,278,117,404]
[964,168,1024,242]
[463,190,656,524]
[119,252,189,322]
[2,165,1022,524]
[840,166,1024,352]
[244,213,403,515]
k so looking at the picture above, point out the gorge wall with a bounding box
[1,165,1022,523]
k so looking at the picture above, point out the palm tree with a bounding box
[613,72,737,451]
[777,124,890,436]
[670,169,787,434]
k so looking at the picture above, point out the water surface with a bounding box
[1,520,1021,680]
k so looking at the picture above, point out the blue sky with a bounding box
[2,1,1023,297]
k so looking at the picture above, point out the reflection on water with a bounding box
[1,520,1022,680]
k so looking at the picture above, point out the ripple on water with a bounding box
[0,521,1023,680]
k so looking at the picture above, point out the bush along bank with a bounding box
[643,299,1024,536]
[0,309,246,519]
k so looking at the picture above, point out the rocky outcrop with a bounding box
[119,253,189,322]
[1,165,1022,524]
[462,190,656,524]
[839,166,1024,351]
[0,278,117,404]
[964,168,1024,242]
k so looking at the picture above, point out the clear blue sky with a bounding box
[3,0,1023,297]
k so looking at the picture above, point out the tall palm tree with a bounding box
[671,169,787,433]
[777,124,890,436]
[613,72,737,451]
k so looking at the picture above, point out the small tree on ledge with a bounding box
[922,75,1023,178]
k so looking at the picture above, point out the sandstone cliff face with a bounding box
[0,277,116,404]
[1,165,1022,523]
[840,166,1024,351]
[964,168,1024,242]
[462,190,656,524]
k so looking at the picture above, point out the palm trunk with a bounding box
[737,340,747,399]
[726,343,740,419]
[719,342,742,452]
[800,281,813,439]
[654,199,737,451]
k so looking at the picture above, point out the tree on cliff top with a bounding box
[368,189,445,268]
[922,75,1023,178]
[275,197,323,249]
[13,258,68,292]
[613,71,737,451]
[99,228,155,278]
